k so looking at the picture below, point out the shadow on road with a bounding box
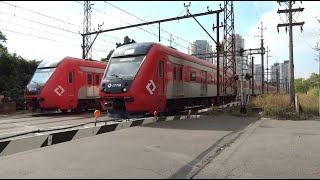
[142,114,259,132]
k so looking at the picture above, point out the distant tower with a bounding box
[222,1,236,103]
[83,1,92,60]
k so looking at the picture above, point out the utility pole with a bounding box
[277,1,305,112]
[251,56,255,96]
[276,69,280,93]
[266,46,271,94]
[212,11,223,105]
[255,21,266,94]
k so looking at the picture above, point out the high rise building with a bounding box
[270,62,280,83]
[280,60,289,91]
[254,64,262,83]
[188,40,213,63]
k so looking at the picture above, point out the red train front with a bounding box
[24,57,107,113]
[99,42,232,117]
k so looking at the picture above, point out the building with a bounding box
[280,60,289,91]
[254,64,262,83]
[188,40,213,63]
[212,34,246,75]
[270,62,280,84]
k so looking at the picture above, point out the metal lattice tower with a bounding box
[83,1,92,60]
[222,1,236,103]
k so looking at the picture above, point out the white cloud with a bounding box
[244,1,320,79]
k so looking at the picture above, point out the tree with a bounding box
[101,35,136,62]
[0,31,40,110]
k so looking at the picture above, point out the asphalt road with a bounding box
[0,114,256,178]
[0,114,319,178]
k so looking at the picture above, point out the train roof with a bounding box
[37,56,107,69]
[113,42,230,74]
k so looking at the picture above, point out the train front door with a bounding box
[173,64,184,96]
[157,60,165,111]
[68,71,75,107]
[200,71,207,95]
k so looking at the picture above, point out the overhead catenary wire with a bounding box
[1,28,109,53]
[0,11,79,35]
[103,1,209,53]
[0,1,81,28]
[0,19,115,49]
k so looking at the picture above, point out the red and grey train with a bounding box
[99,42,277,117]
[24,57,107,113]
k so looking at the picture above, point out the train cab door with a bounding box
[158,61,164,96]
[68,71,75,107]
[172,64,184,96]
[87,73,94,97]
[200,71,207,95]
[157,60,165,111]
[93,73,100,97]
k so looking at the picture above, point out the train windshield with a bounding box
[29,68,56,85]
[104,56,145,80]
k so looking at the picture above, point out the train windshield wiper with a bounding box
[111,73,123,80]
[32,80,40,87]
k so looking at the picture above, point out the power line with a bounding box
[76,1,156,43]
[0,16,115,49]
[0,19,79,41]
[0,1,81,28]
[103,1,157,37]
[0,11,79,35]
[77,1,208,55]
[102,1,208,54]
[104,2,196,46]
[1,28,109,53]
[0,2,121,47]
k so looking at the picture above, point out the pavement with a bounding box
[193,117,320,179]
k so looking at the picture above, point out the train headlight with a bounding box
[123,88,127,92]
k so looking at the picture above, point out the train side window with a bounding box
[159,61,163,78]
[179,67,183,81]
[95,74,100,85]
[211,74,214,83]
[68,72,73,83]
[190,70,196,81]
[87,73,92,85]
[173,67,176,80]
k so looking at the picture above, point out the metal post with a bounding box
[276,69,279,93]
[216,12,220,105]
[251,56,254,96]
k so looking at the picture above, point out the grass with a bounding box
[248,93,319,120]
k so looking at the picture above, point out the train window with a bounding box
[159,61,163,78]
[211,74,214,83]
[68,72,73,83]
[173,67,177,80]
[95,74,100,85]
[190,71,196,81]
[179,67,183,81]
[87,73,92,85]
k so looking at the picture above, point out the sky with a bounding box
[0,1,319,79]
